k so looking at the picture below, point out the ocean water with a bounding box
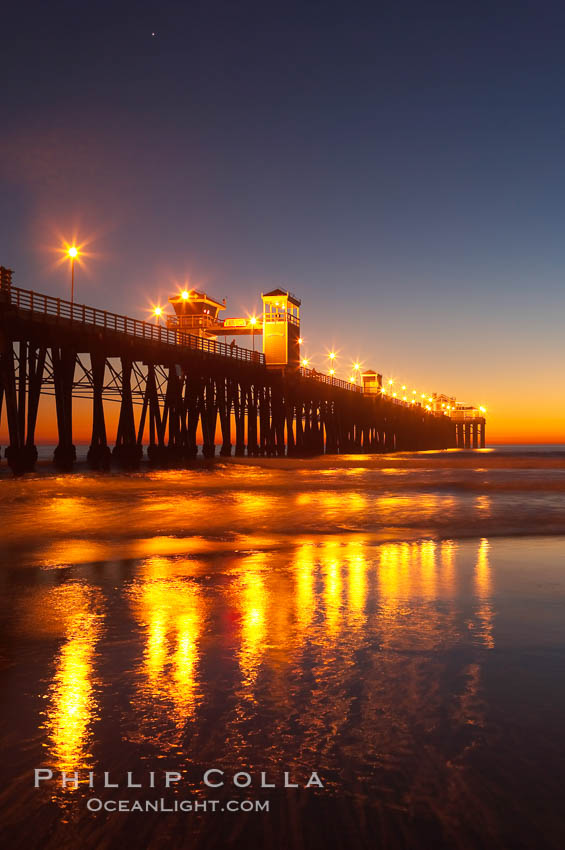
[1,449,565,849]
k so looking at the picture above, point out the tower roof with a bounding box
[262,288,301,307]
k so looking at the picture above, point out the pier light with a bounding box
[421,393,425,398]
[302,358,309,367]
[63,243,82,305]
[403,395,407,401]
[354,362,360,371]
[402,385,406,391]
[329,351,336,360]
[388,379,394,386]
[329,368,335,376]
[181,290,190,300]
[298,337,303,345]
[412,389,416,394]
[248,315,258,353]
[381,387,387,394]
[349,376,355,383]
[479,406,486,413]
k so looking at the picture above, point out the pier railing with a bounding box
[299,366,362,393]
[3,284,265,366]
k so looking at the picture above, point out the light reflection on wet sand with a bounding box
[1,456,565,849]
[42,584,104,773]
[128,561,206,742]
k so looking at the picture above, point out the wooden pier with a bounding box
[0,267,472,474]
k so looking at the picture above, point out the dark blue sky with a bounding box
[1,0,564,439]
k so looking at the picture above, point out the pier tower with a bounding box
[261,289,301,370]
[168,288,226,338]
[361,370,383,394]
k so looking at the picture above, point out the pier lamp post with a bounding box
[153,306,163,325]
[66,245,79,305]
[329,367,335,384]
[250,315,257,352]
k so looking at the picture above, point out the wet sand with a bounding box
[1,450,564,849]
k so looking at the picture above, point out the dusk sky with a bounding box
[1,0,564,442]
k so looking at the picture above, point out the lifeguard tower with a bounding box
[261,289,301,370]
[167,288,226,338]
[361,370,383,394]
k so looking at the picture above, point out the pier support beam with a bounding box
[0,339,45,473]
[464,422,471,449]
[247,385,259,456]
[201,377,217,458]
[218,377,232,456]
[113,357,142,469]
[52,347,76,470]
[87,352,111,470]
[142,363,167,465]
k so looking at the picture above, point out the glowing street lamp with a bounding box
[302,358,309,368]
[181,290,190,300]
[249,315,257,352]
[353,362,360,371]
[66,245,79,305]
[298,337,303,345]
[329,351,336,361]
